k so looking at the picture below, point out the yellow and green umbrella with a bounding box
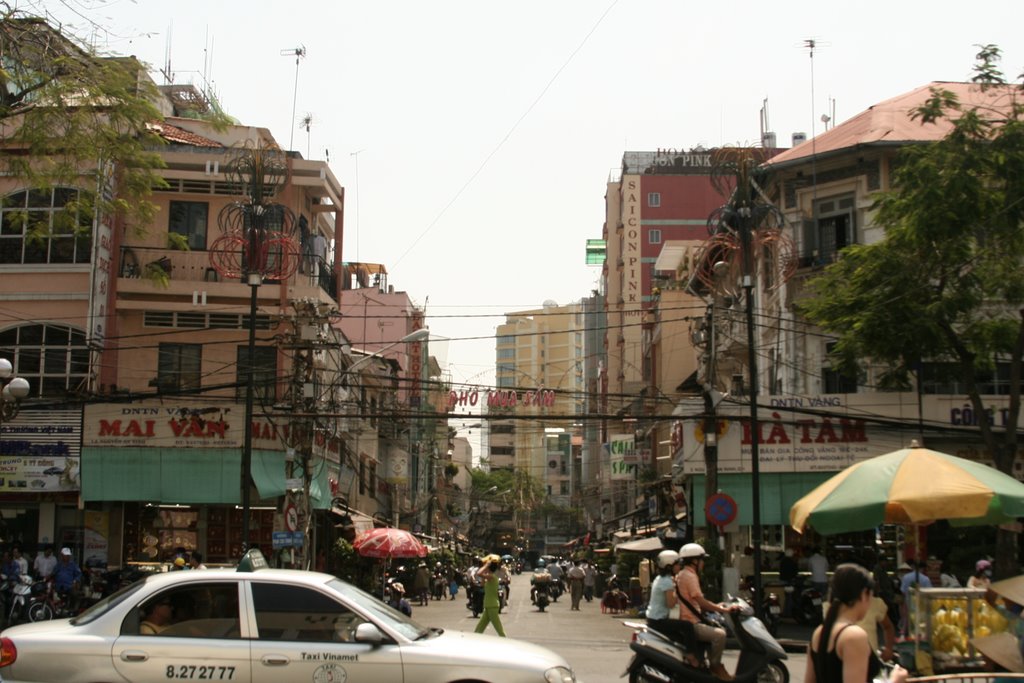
[790,443,1024,535]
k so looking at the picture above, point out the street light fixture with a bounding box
[0,358,30,422]
[346,328,430,374]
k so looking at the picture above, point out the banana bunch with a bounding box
[932,623,969,655]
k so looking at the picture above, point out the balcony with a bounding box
[118,245,337,302]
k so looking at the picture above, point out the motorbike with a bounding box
[533,580,551,612]
[549,577,564,603]
[432,573,447,601]
[1,574,32,625]
[790,576,823,627]
[466,582,484,618]
[623,596,789,683]
[498,579,510,612]
[27,578,75,622]
[739,577,781,637]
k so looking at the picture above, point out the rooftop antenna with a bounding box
[161,22,173,84]
[802,38,828,202]
[300,113,313,159]
[280,46,306,151]
[350,149,366,262]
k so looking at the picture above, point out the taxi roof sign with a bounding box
[237,548,269,572]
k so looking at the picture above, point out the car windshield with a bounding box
[71,578,147,626]
[327,579,426,641]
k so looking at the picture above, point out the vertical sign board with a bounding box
[609,433,637,480]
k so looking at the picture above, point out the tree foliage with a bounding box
[0,7,166,231]
[800,45,1024,574]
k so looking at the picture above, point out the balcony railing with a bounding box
[119,246,337,301]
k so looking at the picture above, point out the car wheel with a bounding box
[756,661,789,683]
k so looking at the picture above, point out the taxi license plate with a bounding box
[769,606,781,614]
[812,598,822,605]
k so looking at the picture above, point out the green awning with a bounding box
[249,451,330,510]
[82,447,241,503]
[689,472,837,527]
[82,447,329,509]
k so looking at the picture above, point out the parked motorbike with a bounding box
[27,578,75,622]
[1,574,32,625]
[623,595,789,683]
[790,576,823,627]
[739,577,782,637]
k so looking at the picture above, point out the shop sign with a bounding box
[0,409,81,492]
[609,434,638,480]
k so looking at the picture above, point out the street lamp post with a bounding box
[0,358,30,440]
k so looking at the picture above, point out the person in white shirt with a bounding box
[808,547,829,595]
[33,546,57,579]
[13,548,28,577]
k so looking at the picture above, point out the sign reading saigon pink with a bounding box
[446,388,556,411]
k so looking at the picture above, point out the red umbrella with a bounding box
[352,527,427,559]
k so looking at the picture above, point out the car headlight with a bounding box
[544,666,576,683]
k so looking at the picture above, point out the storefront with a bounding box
[81,400,333,567]
[0,408,81,555]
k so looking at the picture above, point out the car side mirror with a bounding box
[354,622,384,645]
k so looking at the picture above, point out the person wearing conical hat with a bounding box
[975,573,1024,678]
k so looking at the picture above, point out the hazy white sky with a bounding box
[45,0,1024,396]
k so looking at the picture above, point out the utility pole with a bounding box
[283,298,341,569]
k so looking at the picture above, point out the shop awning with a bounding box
[615,536,664,553]
[330,507,375,534]
[82,447,330,508]
[689,471,837,527]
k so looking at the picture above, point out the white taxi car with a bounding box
[0,551,575,683]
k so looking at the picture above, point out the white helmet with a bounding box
[680,543,708,560]
[656,549,680,569]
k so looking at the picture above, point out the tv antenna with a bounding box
[280,46,306,151]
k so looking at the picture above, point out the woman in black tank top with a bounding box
[805,564,907,683]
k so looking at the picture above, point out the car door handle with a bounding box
[120,651,149,662]
[261,655,290,666]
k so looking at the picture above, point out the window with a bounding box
[647,192,661,208]
[496,348,515,360]
[236,346,277,404]
[490,446,514,456]
[496,335,515,346]
[251,583,364,642]
[129,583,240,639]
[0,188,93,264]
[921,361,1018,395]
[560,481,570,495]
[0,324,89,398]
[803,195,855,265]
[157,343,202,392]
[822,342,858,394]
[649,229,662,245]
[168,201,209,250]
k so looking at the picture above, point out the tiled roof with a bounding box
[147,120,223,148]
[766,81,1021,168]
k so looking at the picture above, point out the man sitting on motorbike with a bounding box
[530,559,552,604]
[676,543,737,682]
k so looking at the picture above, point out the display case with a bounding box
[909,587,1012,672]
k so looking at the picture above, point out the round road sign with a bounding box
[705,492,738,527]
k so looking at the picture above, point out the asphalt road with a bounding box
[406,573,811,683]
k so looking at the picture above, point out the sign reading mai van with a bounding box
[83,401,284,450]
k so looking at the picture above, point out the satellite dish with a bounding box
[542,299,558,309]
